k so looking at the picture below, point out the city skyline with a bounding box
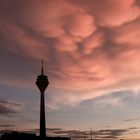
[1,0,140,139]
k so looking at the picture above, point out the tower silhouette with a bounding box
[36,61,49,139]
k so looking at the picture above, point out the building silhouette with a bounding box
[36,61,49,139]
[0,132,70,140]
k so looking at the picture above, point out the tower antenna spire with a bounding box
[41,60,44,75]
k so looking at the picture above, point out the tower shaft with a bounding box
[40,91,46,138]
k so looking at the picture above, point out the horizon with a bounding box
[1,0,140,139]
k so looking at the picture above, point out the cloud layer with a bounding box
[0,99,21,116]
[0,0,140,107]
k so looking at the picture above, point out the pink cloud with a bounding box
[54,35,77,52]
[114,20,140,46]
[67,12,96,37]
[95,0,140,27]
[83,32,104,54]
[72,0,140,27]
[1,0,140,107]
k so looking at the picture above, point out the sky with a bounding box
[1,0,140,139]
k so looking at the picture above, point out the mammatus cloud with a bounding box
[0,0,140,107]
[72,0,140,26]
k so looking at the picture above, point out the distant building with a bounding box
[1,131,36,140]
[0,131,71,140]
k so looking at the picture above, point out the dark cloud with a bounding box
[47,128,63,131]
[94,129,127,139]
[128,127,140,130]
[47,128,128,139]
[0,125,15,127]
[0,99,21,116]
[123,118,140,122]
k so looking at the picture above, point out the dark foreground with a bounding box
[0,132,71,140]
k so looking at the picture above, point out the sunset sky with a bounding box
[1,0,140,139]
